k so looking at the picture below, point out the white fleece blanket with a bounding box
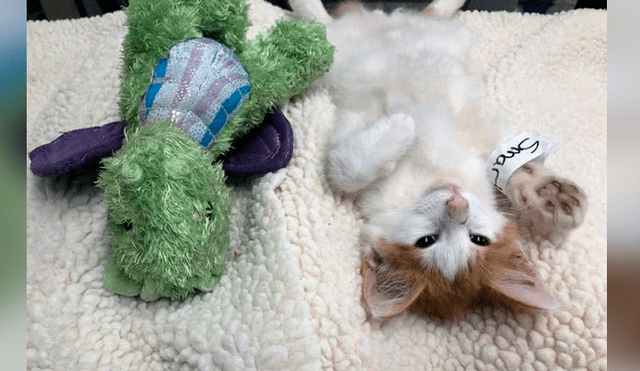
[27,2,606,370]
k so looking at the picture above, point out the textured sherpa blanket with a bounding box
[27,2,606,370]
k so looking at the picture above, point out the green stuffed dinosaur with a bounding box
[98,0,333,301]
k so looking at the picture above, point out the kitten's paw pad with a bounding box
[533,177,586,226]
[536,179,585,217]
[516,176,587,244]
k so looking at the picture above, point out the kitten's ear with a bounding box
[489,268,559,310]
[485,223,559,310]
[361,250,426,319]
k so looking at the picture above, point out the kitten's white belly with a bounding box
[323,10,502,239]
[323,10,494,147]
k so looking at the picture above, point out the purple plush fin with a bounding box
[29,121,125,177]
[221,108,294,176]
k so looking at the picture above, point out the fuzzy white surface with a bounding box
[27,2,606,370]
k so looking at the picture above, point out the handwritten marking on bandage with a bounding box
[491,137,540,192]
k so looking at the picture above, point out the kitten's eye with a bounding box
[415,235,438,248]
[470,234,490,246]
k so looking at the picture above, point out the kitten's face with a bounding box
[386,184,505,281]
[362,218,559,320]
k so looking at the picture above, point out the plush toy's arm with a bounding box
[196,0,249,51]
[210,19,334,159]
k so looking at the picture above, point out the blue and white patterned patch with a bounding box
[139,38,251,149]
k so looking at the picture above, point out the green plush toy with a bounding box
[98,0,333,300]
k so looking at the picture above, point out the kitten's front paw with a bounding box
[368,113,416,178]
[378,113,416,145]
[505,161,587,245]
[325,113,415,193]
[359,113,415,180]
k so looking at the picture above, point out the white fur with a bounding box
[294,1,507,280]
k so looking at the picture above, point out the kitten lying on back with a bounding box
[289,0,587,320]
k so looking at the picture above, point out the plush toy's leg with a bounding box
[140,279,161,302]
[121,0,203,127]
[196,272,222,292]
[196,0,249,51]
[103,253,143,297]
[212,19,334,158]
[241,19,334,107]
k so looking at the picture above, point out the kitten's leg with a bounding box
[503,161,587,246]
[425,0,467,17]
[326,113,416,193]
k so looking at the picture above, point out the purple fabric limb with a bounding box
[221,108,294,176]
[29,121,125,177]
[29,108,293,177]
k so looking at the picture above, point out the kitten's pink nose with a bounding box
[446,186,469,224]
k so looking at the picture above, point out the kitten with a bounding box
[289,0,587,320]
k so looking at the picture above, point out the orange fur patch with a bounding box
[362,222,547,320]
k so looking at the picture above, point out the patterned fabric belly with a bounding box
[139,38,251,150]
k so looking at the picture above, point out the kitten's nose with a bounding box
[446,186,469,224]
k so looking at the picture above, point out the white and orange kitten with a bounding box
[289,0,587,320]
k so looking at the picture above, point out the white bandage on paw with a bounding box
[487,131,554,192]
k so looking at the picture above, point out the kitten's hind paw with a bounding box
[505,161,587,246]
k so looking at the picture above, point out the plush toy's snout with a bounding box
[99,120,231,300]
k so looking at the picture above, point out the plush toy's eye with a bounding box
[120,221,133,231]
[470,234,490,246]
[205,202,213,220]
[415,235,438,248]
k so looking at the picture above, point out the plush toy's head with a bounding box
[99,120,231,300]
